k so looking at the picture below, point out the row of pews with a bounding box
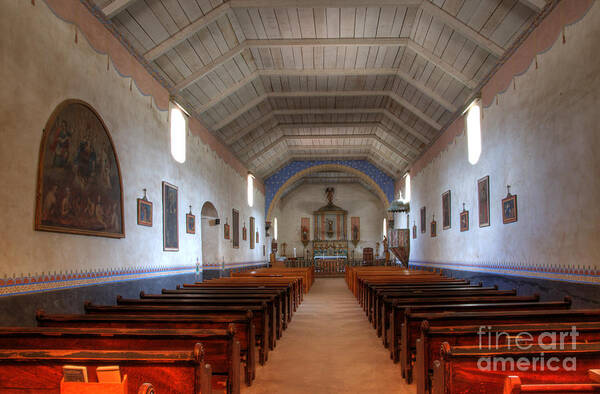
[0,266,313,393]
[346,266,600,394]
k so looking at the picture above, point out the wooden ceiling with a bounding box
[95,0,549,179]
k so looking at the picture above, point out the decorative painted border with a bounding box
[410,260,600,285]
[265,160,396,217]
[0,266,195,297]
[203,261,269,270]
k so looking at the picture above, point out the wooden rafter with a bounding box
[520,0,549,12]
[255,148,401,179]
[229,0,423,7]
[245,133,411,164]
[212,91,441,132]
[175,38,477,92]
[144,3,232,61]
[196,69,457,113]
[102,0,138,18]
[420,2,505,57]
[236,122,420,158]
[225,108,431,145]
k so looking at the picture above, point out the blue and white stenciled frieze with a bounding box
[265,160,396,217]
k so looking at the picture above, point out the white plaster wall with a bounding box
[0,1,265,278]
[272,183,387,258]
[410,4,600,270]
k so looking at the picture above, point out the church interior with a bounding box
[1,0,599,392]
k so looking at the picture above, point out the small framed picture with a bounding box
[502,194,518,224]
[431,220,437,238]
[460,210,469,232]
[442,190,451,230]
[412,224,417,239]
[478,175,490,227]
[256,231,259,244]
[186,213,195,234]
[420,207,426,233]
[242,225,247,241]
[224,223,230,240]
[137,198,153,227]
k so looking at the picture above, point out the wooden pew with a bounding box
[503,375,600,393]
[173,286,294,324]
[403,306,600,384]
[37,311,257,386]
[145,291,287,338]
[399,299,573,379]
[373,285,501,331]
[417,321,600,394]
[185,279,302,310]
[0,344,212,394]
[83,303,271,365]
[116,295,281,350]
[198,277,303,304]
[232,268,313,293]
[433,342,600,394]
[0,326,239,394]
[378,294,540,347]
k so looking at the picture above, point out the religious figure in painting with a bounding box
[36,100,123,237]
[352,225,359,241]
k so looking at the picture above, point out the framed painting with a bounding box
[250,217,255,249]
[162,182,178,251]
[460,210,469,232]
[224,223,230,240]
[256,231,259,244]
[232,209,239,248]
[420,207,426,233]
[35,99,124,238]
[186,213,195,234]
[502,194,518,224]
[431,220,437,238]
[137,199,152,227]
[412,223,417,239]
[242,224,247,241]
[478,176,490,227]
[442,190,451,230]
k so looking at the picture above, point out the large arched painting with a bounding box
[35,100,124,238]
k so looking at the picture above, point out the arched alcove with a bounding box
[200,201,220,267]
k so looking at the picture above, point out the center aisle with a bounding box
[242,277,415,394]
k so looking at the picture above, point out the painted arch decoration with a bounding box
[265,160,395,220]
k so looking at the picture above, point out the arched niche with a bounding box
[200,201,220,266]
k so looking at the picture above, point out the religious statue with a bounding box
[383,235,389,253]
[325,187,334,206]
[326,219,334,238]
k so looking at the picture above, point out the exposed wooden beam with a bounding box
[174,45,248,91]
[381,108,430,144]
[144,3,232,61]
[236,122,420,157]
[420,1,505,57]
[212,91,442,131]
[407,40,477,89]
[102,0,138,18]
[197,69,457,113]
[229,0,423,7]
[225,107,431,145]
[246,133,411,163]
[520,0,549,12]
[256,147,401,178]
[176,38,475,92]
[244,37,410,48]
[226,113,276,145]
